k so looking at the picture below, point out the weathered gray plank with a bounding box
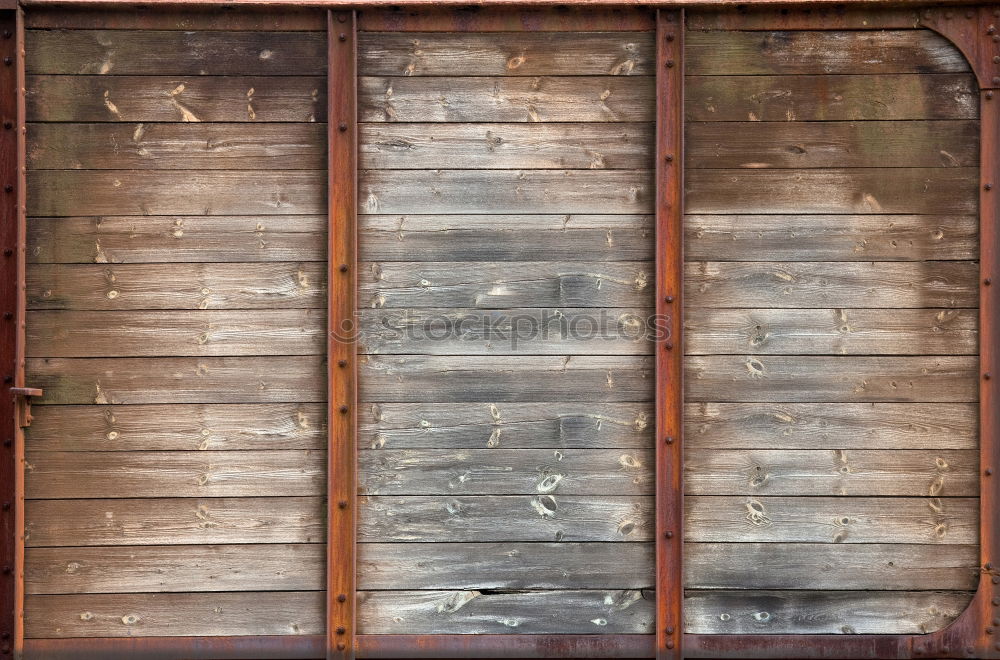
[28,356,326,404]
[684,308,977,355]
[358,32,655,76]
[683,261,979,309]
[685,355,978,403]
[360,76,655,122]
[357,589,653,634]
[684,402,977,450]
[28,309,326,357]
[685,74,978,121]
[27,263,326,310]
[684,214,979,262]
[686,168,977,215]
[25,544,324,594]
[360,123,653,170]
[361,170,653,214]
[25,497,325,546]
[25,450,325,498]
[685,496,978,544]
[360,496,653,542]
[360,449,653,495]
[28,123,326,170]
[359,355,654,403]
[27,75,326,122]
[686,121,978,169]
[359,262,654,309]
[685,543,978,590]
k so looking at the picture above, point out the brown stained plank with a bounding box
[360,214,654,262]
[685,7,921,32]
[684,496,978,544]
[358,7,656,32]
[28,216,328,264]
[357,589,653,635]
[686,168,978,215]
[360,123,653,170]
[27,356,326,404]
[684,214,978,262]
[26,403,327,451]
[685,74,978,121]
[685,121,979,169]
[358,33,654,77]
[26,30,326,75]
[24,591,324,638]
[684,402,977,450]
[361,402,654,450]
[28,123,327,170]
[358,543,654,589]
[25,544,325,594]
[359,355,654,403]
[684,308,978,355]
[25,8,327,31]
[27,263,326,310]
[25,497,326,547]
[25,450,326,498]
[359,496,653,542]
[683,261,979,309]
[28,171,326,217]
[685,355,978,403]
[27,309,327,357]
[359,448,653,495]
[359,76,655,122]
[685,543,978,591]
[686,30,969,76]
[27,75,326,122]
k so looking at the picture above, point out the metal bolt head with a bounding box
[666,641,675,650]
[665,60,675,68]
[986,373,993,380]
[988,468,994,476]
[665,295,674,303]
[989,92,996,100]
[3,313,10,320]
[2,566,10,574]
[665,154,674,163]
[2,121,10,129]
[337,594,347,603]
[990,25,997,34]
[337,13,348,22]
[3,57,10,66]
[339,33,347,42]
[664,342,673,350]
[338,360,348,368]
[664,530,674,539]
[665,34,674,42]
[1,31,10,38]
[339,405,349,414]
[987,183,994,191]
[3,185,11,193]
[338,500,348,509]
[339,122,347,132]
[336,626,346,635]
[665,436,674,444]
[666,626,675,634]
[339,264,349,273]
[337,643,346,651]
[2,250,9,257]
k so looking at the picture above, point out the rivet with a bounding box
[3,313,10,320]
[339,405,349,414]
[986,373,993,380]
[1,31,10,38]
[337,14,348,23]
[2,250,10,256]
[665,342,673,350]
[666,641,675,650]
[338,594,347,603]
[989,92,996,100]
[987,468,994,476]
[664,530,674,539]
[665,60,675,68]
[665,154,674,163]
[336,627,346,635]
[665,34,674,42]
[338,360,348,368]
[339,264,349,273]
[994,56,1000,64]
[665,436,674,444]
[665,295,674,303]
[1,566,10,575]
[338,500,348,509]
[337,643,346,651]
[2,121,10,129]
[3,57,10,66]
[339,122,347,132]
[2,439,9,447]
[666,626,675,634]
[3,185,11,193]
[987,183,994,191]
[339,33,346,42]
[3,376,10,384]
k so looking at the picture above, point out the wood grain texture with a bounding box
[25,7,327,31]
[357,7,656,32]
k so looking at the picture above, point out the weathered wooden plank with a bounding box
[684,402,977,450]
[685,356,978,403]
[358,32,654,76]
[27,75,326,122]
[358,7,655,32]
[25,544,324,594]
[685,543,978,591]
[685,496,978,544]
[357,589,653,635]
[686,121,978,169]
[684,449,978,497]
[28,123,326,170]
[360,214,654,262]
[361,170,653,215]
[684,308,978,355]
[358,543,654,589]
[28,215,328,264]
[25,497,325,546]
[28,171,326,216]
[25,450,326,498]
[360,448,653,495]
[360,123,653,170]
[686,31,969,76]
[361,402,653,449]
[24,591,324,638]
[26,8,327,31]
[360,76,655,122]
[683,261,979,309]
[26,403,327,451]
[27,309,327,357]
[27,263,326,310]
[359,355,654,403]
[686,168,978,215]
[684,214,979,262]
[359,262,654,309]
[685,7,921,32]
[26,30,326,75]
[359,496,653,542]
[685,74,978,121]
[28,356,326,404]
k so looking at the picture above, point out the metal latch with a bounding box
[11,387,43,428]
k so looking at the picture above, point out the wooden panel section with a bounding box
[25,8,327,31]
[358,7,656,32]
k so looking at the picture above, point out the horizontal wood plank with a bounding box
[25,8,327,31]
[358,7,655,32]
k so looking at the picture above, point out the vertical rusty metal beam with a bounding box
[327,8,357,660]
[655,8,683,660]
